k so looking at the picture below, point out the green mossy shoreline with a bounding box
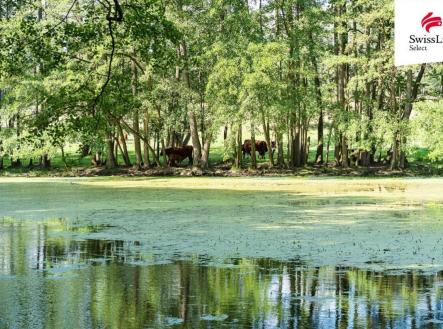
[1,164,442,178]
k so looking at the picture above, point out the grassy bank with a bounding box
[1,145,442,177]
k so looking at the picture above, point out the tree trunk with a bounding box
[143,111,150,168]
[116,116,161,166]
[294,127,300,167]
[336,2,349,168]
[200,135,211,169]
[390,133,399,170]
[309,32,324,164]
[341,136,349,168]
[117,124,131,166]
[393,65,425,169]
[106,135,117,169]
[60,146,67,167]
[41,153,50,169]
[276,131,285,167]
[188,108,202,167]
[92,152,102,166]
[182,132,191,146]
[234,124,242,168]
[399,69,413,169]
[177,39,203,167]
[334,136,341,166]
[250,121,257,169]
[315,110,324,164]
[161,138,167,167]
[114,137,119,166]
[156,131,160,163]
[261,110,274,168]
[288,118,294,167]
[305,135,310,164]
[325,126,331,165]
[131,57,142,169]
[399,137,407,169]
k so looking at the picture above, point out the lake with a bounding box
[1,177,443,328]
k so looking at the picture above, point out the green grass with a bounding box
[409,147,430,162]
[1,143,442,176]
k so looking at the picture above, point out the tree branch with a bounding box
[91,0,124,113]
[116,52,145,73]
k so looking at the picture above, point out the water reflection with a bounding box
[0,221,443,328]
[1,181,443,269]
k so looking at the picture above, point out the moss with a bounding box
[1,177,443,271]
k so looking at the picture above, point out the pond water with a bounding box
[1,177,443,328]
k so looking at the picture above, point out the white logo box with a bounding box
[395,0,443,66]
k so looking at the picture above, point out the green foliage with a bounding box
[0,0,441,172]
[413,101,443,161]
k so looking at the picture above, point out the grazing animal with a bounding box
[164,145,193,166]
[255,140,268,159]
[242,140,275,159]
[241,139,253,158]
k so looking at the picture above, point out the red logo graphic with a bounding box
[421,12,442,32]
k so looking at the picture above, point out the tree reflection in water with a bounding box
[1,221,443,329]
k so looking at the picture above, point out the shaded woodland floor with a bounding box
[1,146,442,177]
[1,162,442,178]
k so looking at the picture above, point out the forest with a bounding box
[0,0,442,174]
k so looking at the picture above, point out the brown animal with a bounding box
[255,140,268,159]
[242,140,275,159]
[164,145,193,166]
[241,139,253,158]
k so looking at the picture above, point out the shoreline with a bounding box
[0,163,442,178]
[1,174,443,200]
